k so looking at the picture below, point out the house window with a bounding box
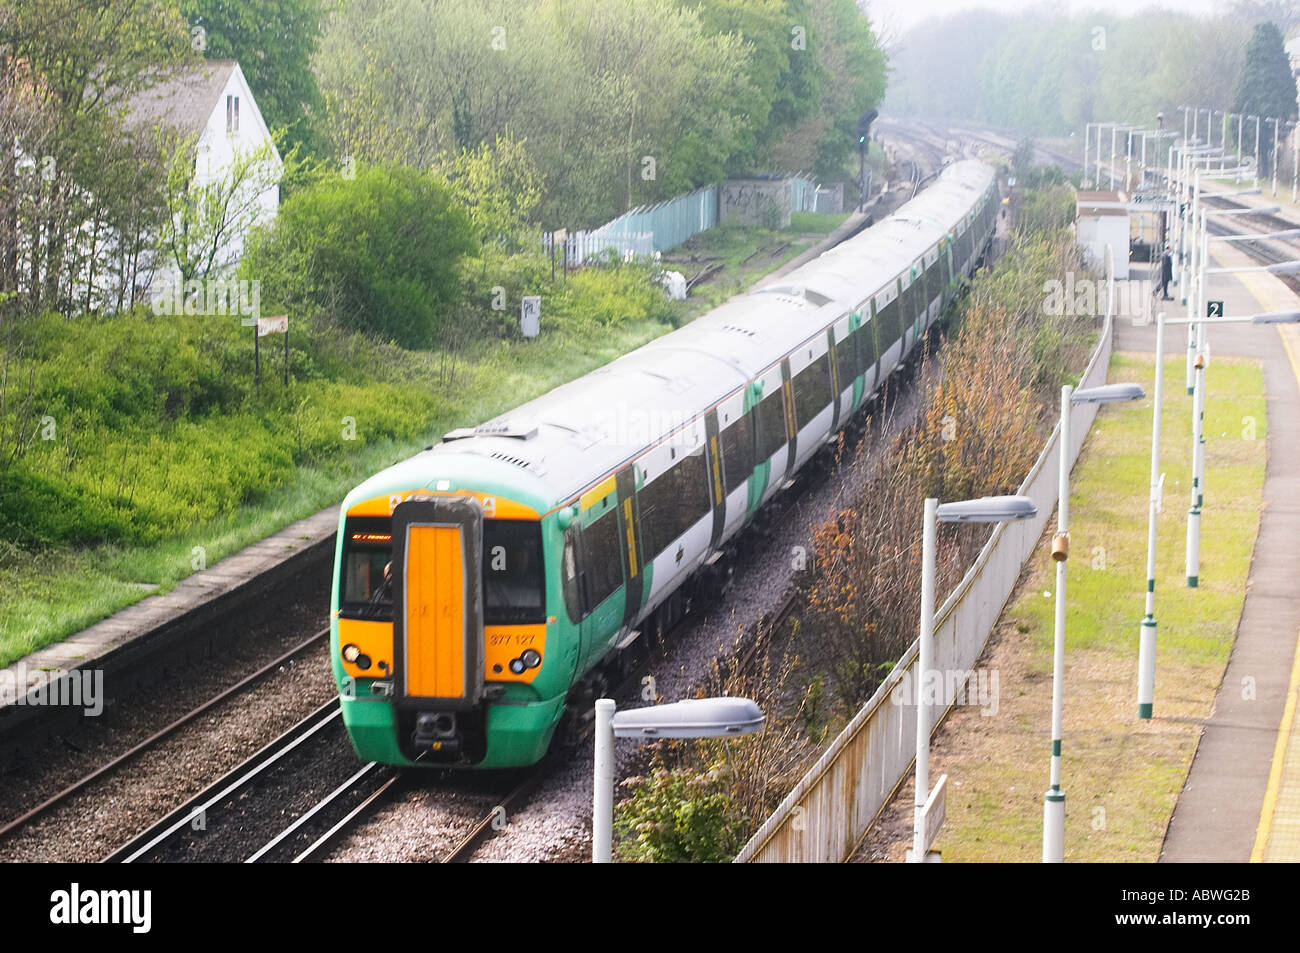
[226,95,240,134]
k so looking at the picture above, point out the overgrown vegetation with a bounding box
[0,264,682,661]
[616,635,811,863]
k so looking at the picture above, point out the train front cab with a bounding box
[334,493,565,769]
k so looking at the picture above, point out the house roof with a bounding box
[126,59,239,136]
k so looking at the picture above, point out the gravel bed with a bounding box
[324,771,523,862]
[0,591,330,829]
[0,638,336,862]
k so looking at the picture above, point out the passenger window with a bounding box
[719,414,753,497]
[876,297,901,349]
[562,527,582,623]
[754,389,787,463]
[835,336,855,393]
[858,319,878,371]
[637,449,710,558]
[580,511,624,610]
[792,353,833,427]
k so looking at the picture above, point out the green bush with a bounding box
[550,263,683,332]
[240,164,477,348]
[615,760,748,863]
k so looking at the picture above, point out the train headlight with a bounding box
[509,658,526,675]
[342,643,361,663]
[521,649,542,669]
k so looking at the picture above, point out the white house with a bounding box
[129,58,282,289]
[127,59,283,298]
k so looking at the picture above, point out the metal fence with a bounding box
[544,173,821,268]
[544,185,718,267]
[787,172,818,213]
[734,310,1115,864]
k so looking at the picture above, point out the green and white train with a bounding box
[331,160,999,768]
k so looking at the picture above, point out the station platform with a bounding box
[1129,241,1300,862]
[0,505,338,760]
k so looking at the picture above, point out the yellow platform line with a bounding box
[1251,323,1300,862]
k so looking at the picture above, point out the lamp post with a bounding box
[1174,148,1224,309]
[1157,307,1300,591]
[1139,314,1168,720]
[1083,123,1089,189]
[1267,117,1280,196]
[1134,308,1299,717]
[1236,114,1244,180]
[913,494,1037,864]
[1253,115,1261,187]
[1292,121,1298,204]
[1044,383,1144,863]
[592,696,765,863]
[1184,209,1294,588]
[1107,124,1139,189]
[1182,163,1256,392]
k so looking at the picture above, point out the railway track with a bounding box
[102,700,371,863]
[99,688,550,864]
[0,626,330,845]
[1201,195,1300,296]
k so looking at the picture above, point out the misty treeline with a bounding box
[885,1,1299,136]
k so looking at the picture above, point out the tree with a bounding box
[161,137,285,282]
[1233,21,1298,120]
[430,134,544,253]
[180,0,330,158]
[317,0,794,226]
[770,0,887,178]
[1233,22,1298,173]
[0,0,193,315]
[239,165,476,348]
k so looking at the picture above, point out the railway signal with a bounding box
[857,109,877,211]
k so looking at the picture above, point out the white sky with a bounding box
[866,0,1230,35]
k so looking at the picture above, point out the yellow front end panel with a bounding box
[484,624,547,683]
[337,617,393,680]
[404,524,467,700]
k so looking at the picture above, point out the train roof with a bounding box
[358,159,997,511]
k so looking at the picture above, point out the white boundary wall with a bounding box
[735,310,1114,864]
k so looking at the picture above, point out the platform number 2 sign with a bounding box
[1207,300,1224,318]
